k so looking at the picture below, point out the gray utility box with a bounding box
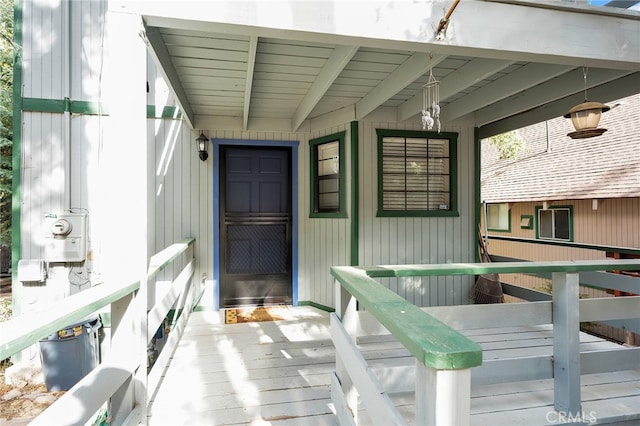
[39,316,102,391]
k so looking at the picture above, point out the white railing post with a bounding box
[552,271,581,415]
[415,361,471,426]
[102,3,148,422]
[333,278,359,424]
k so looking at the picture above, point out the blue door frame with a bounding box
[212,139,299,311]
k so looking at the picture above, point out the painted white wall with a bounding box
[17,0,476,315]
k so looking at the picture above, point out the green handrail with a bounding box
[331,258,640,371]
[0,239,195,362]
[364,259,640,278]
[331,266,482,370]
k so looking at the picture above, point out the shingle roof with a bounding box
[481,93,640,203]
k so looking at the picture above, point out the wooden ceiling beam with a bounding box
[441,63,574,122]
[243,36,258,131]
[475,68,631,128]
[355,53,446,120]
[397,58,513,122]
[291,45,358,131]
[478,72,639,138]
[144,26,195,129]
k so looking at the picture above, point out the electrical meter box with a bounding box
[44,212,88,262]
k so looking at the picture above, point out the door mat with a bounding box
[225,306,293,324]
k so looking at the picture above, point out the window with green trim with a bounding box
[310,132,346,218]
[376,129,458,217]
[536,206,573,241]
[487,203,510,232]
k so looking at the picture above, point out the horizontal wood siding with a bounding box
[485,199,640,261]
[359,120,476,307]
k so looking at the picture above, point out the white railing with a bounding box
[0,238,197,425]
[331,260,640,425]
[331,265,482,426]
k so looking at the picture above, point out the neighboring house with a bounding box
[481,93,640,343]
[481,93,640,261]
[10,1,640,317]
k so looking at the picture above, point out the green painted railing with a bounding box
[331,259,640,425]
[331,266,481,370]
[363,259,640,277]
[0,238,196,426]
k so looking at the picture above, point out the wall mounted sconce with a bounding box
[196,132,209,161]
[563,68,610,139]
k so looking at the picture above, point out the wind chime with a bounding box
[421,65,441,133]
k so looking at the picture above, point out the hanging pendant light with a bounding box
[564,67,610,139]
[422,57,441,133]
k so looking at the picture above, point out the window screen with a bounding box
[538,207,572,241]
[487,203,510,231]
[378,131,455,216]
[309,132,346,218]
[316,141,340,211]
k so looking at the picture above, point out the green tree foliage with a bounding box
[0,0,12,247]
[487,130,526,160]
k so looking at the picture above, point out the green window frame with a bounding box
[376,129,458,217]
[520,215,534,229]
[487,203,511,232]
[535,205,573,241]
[309,132,346,218]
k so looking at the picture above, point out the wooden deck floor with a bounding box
[147,306,640,425]
[147,306,336,425]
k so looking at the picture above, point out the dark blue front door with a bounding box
[220,146,292,307]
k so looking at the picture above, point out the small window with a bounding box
[310,132,346,217]
[377,129,458,217]
[520,215,533,229]
[487,203,510,232]
[536,206,572,241]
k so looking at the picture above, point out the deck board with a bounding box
[147,306,639,425]
[147,306,336,425]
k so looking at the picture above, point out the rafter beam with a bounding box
[478,72,640,138]
[144,26,195,129]
[398,58,513,122]
[355,53,446,120]
[243,36,258,131]
[475,68,631,127]
[291,45,358,131]
[441,63,573,122]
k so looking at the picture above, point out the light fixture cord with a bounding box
[582,66,588,101]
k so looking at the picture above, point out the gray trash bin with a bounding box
[39,316,102,391]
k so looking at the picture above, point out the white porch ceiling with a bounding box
[130,0,640,138]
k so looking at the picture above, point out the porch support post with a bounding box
[103,7,148,425]
[552,271,581,415]
[415,362,471,426]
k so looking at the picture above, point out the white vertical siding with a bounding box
[298,124,351,307]
[18,0,477,312]
[23,1,105,101]
[22,0,64,99]
[150,123,358,309]
[358,120,476,307]
[17,0,136,312]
